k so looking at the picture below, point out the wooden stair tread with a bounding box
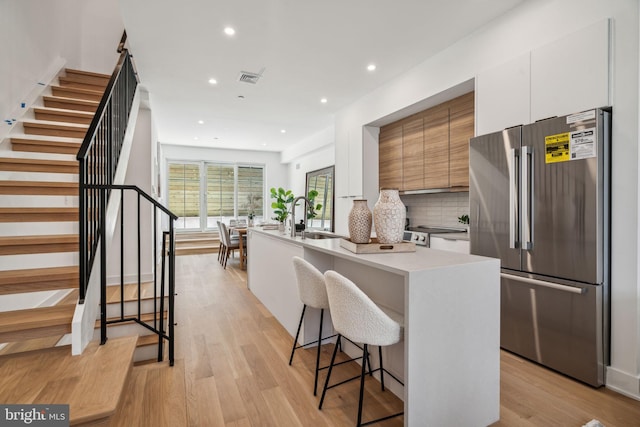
[0,207,78,223]
[0,336,67,356]
[0,234,78,246]
[0,180,77,187]
[33,107,94,125]
[42,96,100,113]
[136,334,159,347]
[51,85,102,97]
[0,160,78,174]
[105,282,165,304]
[0,234,79,256]
[59,75,108,90]
[0,180,78,196]
[65,68,111,80]
[0,207,78,213]
[0,304,74,333]
[0,336,137,425]
[22,120,89,130]
[0,266,78,295]
[0,266,77,284]
[44,94,100,106]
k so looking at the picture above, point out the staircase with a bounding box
[0,67,161,424]
[0,69,106,357]
[175,231,221,255]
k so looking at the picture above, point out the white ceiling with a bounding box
[119,0,525,153]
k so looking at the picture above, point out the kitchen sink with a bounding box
[303,232,342,240]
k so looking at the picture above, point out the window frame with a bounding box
[166,159,265,232]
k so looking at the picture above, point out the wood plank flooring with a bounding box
[106,254,640,426]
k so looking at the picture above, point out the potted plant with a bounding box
[306,189,322,225]
[244,193,262,226]
[270,187,295,233]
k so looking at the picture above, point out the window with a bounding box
[306,166,334,231]
[167,161,264,231]
[168,163,201,229]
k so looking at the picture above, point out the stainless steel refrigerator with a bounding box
[469,107,611,386]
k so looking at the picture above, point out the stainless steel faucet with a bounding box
[291,196,312,238]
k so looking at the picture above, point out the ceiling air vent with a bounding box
[237,69,264,84]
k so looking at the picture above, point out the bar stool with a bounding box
[289,256,334,395]
[319,270,404,427]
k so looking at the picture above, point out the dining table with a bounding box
[232,227,248,270]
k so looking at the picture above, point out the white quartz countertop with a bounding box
[249,228,493,276]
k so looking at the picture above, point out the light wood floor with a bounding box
[106,254,640,426]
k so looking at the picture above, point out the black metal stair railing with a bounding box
[76,31,177,364]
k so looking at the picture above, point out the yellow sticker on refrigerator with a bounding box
[545,127,597,163]
[545,132,570,163]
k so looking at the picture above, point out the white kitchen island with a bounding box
[247,228,500,427]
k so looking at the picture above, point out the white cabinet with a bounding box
[476,19,610,135]
[335,128,363,198]
[531,19,610,122]
[430,236,470,254]
[476,53,531,135]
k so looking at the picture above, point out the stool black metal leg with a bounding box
[289,305,307,365]
[319,335,342,409]
[378,345,385,391]
[314,308,324,395]
[357,344,369,427]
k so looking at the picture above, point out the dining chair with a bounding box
[219,222,240,269]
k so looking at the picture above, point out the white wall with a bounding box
[0,0,122,139]
[160,144,288,222]
[108,106,155,284]
[326,0,639,397]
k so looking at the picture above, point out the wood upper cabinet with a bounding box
[423,104,450,189]
[377,91,475,191]
[378,122,403,190]
[448,92,474,187]
[402,116,424,191]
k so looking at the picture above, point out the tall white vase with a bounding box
[373,188,406,244]
[348,199,372,243]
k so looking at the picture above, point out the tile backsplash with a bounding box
[400,192,469,228]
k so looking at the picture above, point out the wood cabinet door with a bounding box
[423,105,449,189]
[449,92,474,187]
[378,123,403,190]
[402,116,424,191]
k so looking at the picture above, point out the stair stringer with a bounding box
[71,88,141,355]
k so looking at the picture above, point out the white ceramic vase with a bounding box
[373,188,406,244]
[348,199,372,243]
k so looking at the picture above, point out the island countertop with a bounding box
[246,227,500,427]
[248,227,488,275]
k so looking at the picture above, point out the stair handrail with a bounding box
[87,184,177,365]
[77,30,138,302]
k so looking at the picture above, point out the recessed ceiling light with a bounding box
[208,78,217,85]
[194,137,199,141]
[197,120,204,125]
[367,64,377,71]
[280,129,286,134]
[224,27,235,36]
[320,98,328,104]
[261,143,267,146]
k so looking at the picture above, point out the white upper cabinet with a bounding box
[335,127,364,198]
[531,19,610,121]
[476,53,531,135]
[476,19,610,135]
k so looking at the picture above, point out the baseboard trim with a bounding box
[606,365,640,401]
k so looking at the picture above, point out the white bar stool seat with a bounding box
[320,270,404,426]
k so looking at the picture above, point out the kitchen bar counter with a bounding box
[247,228,500,427]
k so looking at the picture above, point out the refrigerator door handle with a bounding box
[501,273,586,294]
[509,148,519,248]
[521,145,533,250]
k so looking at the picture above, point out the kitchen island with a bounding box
[247,228,500,427]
